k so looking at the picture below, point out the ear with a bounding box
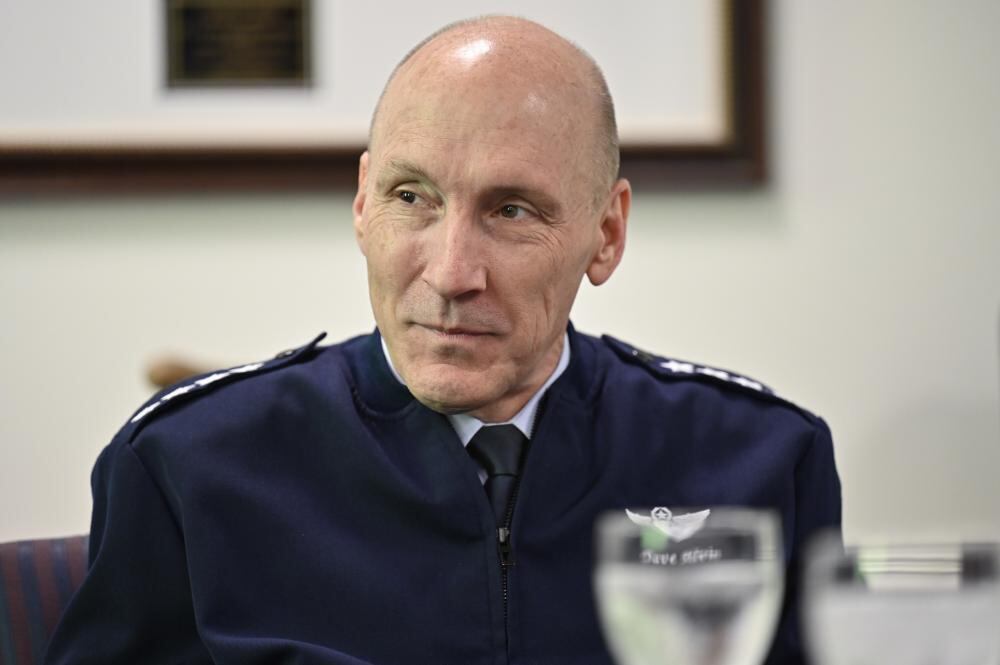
[586,178,631,286]
[352,151,370,255]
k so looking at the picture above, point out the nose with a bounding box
[421,209,488,300]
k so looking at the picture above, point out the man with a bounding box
[46,16,840,665]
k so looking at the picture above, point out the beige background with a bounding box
[2,0,1000,543]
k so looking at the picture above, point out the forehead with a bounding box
[372,65,594,199]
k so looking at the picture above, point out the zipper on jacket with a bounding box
[498,477,521,654]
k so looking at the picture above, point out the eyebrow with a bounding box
[376,159,434,190]
[376,158,563,217]
[486,185,562,217]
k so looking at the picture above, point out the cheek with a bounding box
[500,241,579,326]
[364,212,423,294]
[533,229,596,318]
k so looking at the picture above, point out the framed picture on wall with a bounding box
[165,0,313,88]
[0,0,765,194]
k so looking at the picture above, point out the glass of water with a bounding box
[804,535,1000,665]
[593,507,784,665]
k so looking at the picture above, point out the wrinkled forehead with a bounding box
[377,98,594,212]
[383,80,566,144]
[374,57,596,183]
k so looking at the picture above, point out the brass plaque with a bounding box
[166,0,311,87]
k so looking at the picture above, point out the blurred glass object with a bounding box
[594,507,783,665]
[805,535,1000,665]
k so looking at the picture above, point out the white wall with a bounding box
[2,0,999,543]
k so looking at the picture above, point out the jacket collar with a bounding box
[345,322,600,418]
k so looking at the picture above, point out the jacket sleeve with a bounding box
[767,417,843,665]
[43,436,212,664]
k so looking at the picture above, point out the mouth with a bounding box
[417,323,495,339]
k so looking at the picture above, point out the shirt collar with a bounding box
[380,333,571,445]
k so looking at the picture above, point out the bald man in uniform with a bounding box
[45,16,840,665]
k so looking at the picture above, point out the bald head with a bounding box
[369,16,620,192]
[352,16,632,422]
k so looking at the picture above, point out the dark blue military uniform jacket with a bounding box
[45,326,841,664]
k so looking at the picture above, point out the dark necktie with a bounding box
[466,424,528,524]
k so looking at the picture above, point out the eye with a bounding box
[499,204,524,219]
[397,190,418,204]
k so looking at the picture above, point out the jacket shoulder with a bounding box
[118,332,329,444]
[600,334,823,425]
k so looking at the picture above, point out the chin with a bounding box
[405,368,500,416]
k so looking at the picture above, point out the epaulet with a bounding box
[602,334,778,398]
[119,332,327,442]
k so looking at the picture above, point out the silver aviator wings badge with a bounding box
[625,506,711,542]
